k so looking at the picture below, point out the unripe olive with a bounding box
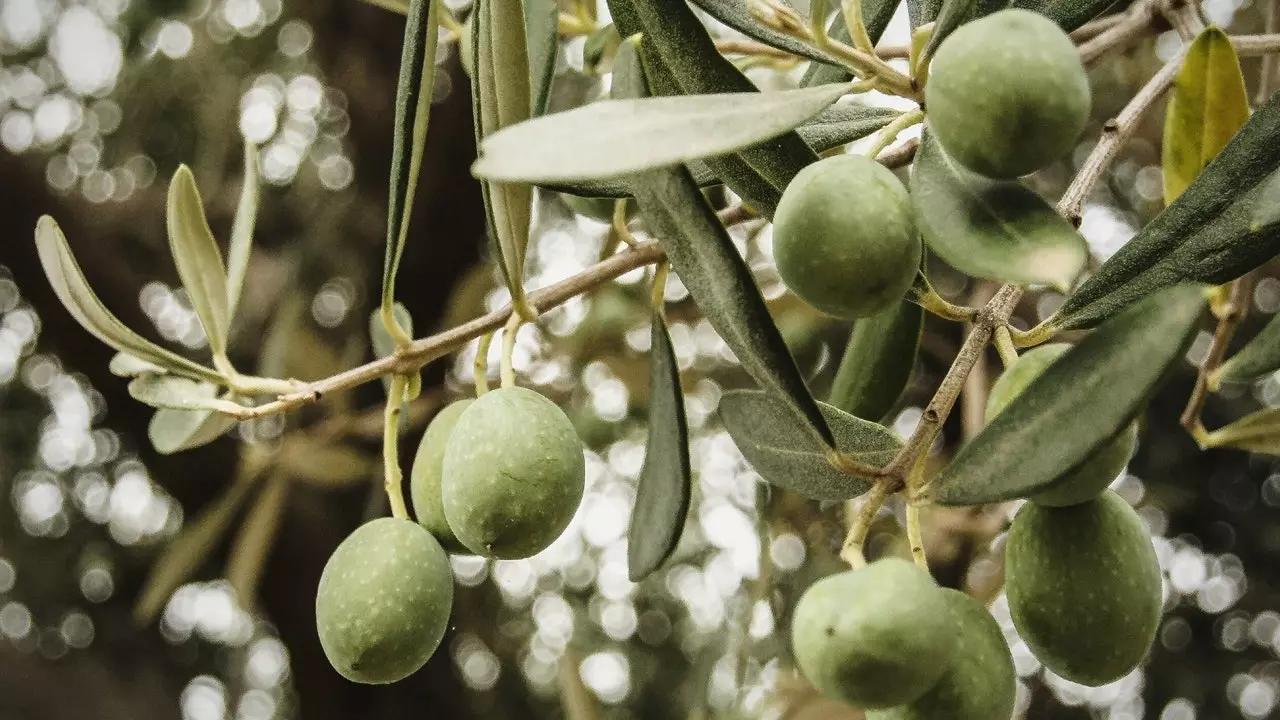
[791,559,959,709]
[1005,490,1162,686]
[442,386,586,559]
[409,400,473,553]
[315,518,454,684]
[866,590,1015,720]
[926,9,1091,179]
[773,154,921,319]
[986,344,1138,507]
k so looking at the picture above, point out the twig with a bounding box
[1078,0,1159,66]
[1181,276,1253,441]
[906,503,927,571]
[1070,13,1128,42]
[840,481,889,567]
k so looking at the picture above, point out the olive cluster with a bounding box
[315,386,586,684]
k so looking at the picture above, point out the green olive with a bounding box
[773,154,921,319]
[409,399,473,553]
[926,9,1091,178]
[315,518,454,684]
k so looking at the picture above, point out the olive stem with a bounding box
[908,275,977,323]
[474,331,494,396]
[383,374,410,521]
[651,263,670,312]
[500,312,523,389]
[1181,276,1253,441]
[906,503,927,572]
[612,199,638,248]
[994,325,1019,368]
[1258,0,1280,106]
[840,481,889,567]
[862,109,924,161]
[841,0,876,54]
[809,0,830,49]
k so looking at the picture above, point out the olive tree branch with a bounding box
[1180,275,1254,443]
[1077,0,1161,65]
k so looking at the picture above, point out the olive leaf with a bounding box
[110,352,166,378]
[910,130,1087,291]
[617,39,835,449]
[472,0,536,316]
[149,405,239,455]
[225,473,290,605]
[719,390,901,501]
[800,3,898,87]
[369,303,420,408]
[1210,312,1280,387]
[1054,91,1280,330]
[628,312,693,581]
[583,23,622,75]
[1162,27,1249,205]
[34,216,223,384]
[688,0,843,65]
[226,142,260,319]
[933,284,1207,506]
[167,166,231,357]
[1251,168,1280,230]
[923,0,1006,57]
[383,0,442,316]
[909,0,1118,32]
[1202,407,1280,455]
[473,82,852,183]
[544,102,901,198]
[828,300,923,422]
[525,0,560,117]
[279,438,376,487]
[129,375,243,413]
[134,472,260,624]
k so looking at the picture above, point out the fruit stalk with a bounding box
[383,374,411,520]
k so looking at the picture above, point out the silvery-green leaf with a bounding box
[690,0,842,64]
[35,216,222,384]
[383,0,442,313]
[910,0,1119,32]
[226,142,260,319]
[134,474,259,624]
[719,390,901,501]
[910,130,1087,291]
[828,300,923,422]
[933,284,1207,506]
[129,375,243,414]
[167,166,231,356]
[628,312,692,581]
[149,405,239,455]
[1054,77,1280,330]
[225,473,289,604]
[524,0,559,116]
[1250,167,1280,230]
[110,352,166,378]
[1211,312,1280,386]
[1202,407,1280,455]
[474,83,850,184]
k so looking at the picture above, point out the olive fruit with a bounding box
[442,386,586,559]
[791,558,959,708]
[409,400,473,553]
[1005,490,1162,686]
[986,344,1138,507]
[315,518,454,684]
[866,590,1015,720]
[926,9,1090,179]
[772,154,921,319]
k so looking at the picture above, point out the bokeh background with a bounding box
[1,0,1280,718]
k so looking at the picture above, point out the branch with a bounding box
[1181,275,1254,439]
[1078,0,1160,66]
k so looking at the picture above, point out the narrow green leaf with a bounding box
[719,390,901,501]
[384,0,442,313]
[524,0,560,117]
[129,375,240,413]
[34,216,223,384]
[167,166,231,357]
[1055,92,1280,330]
[1203,407,1280,455]
[474,83,850,184]
[225,473,289,605]
[544,102,900,198]
[149,405,239,455]
[226,142,260,319]
[828,300,923,422]
[280,440,376,487]
[1250,167,1280,230]
[361,0,410,13]
[910,131,1087,290]
[690,0,842,64]
[1162,27,1249,205]
[628,313,693,581]
[110,352,166,378]
[800,3,898,87]
[912,0,1118,32]
[473,0,536,316]
[933,284,1206,506]
[134,474,259,624]
[617,41,835,449]
[1211,312,1280,387]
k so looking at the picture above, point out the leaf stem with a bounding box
[500,311,523,388]
[906,502,927,572]
[908,275,977,322]
[383,374,410,520]
[863,109,924,161]
[994,325,1018,367]
[840,481,889,567]
[475,331,494,396]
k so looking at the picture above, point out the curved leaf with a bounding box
[1056,92,1280,330]
[1203,407,1280,455]
[828,300,923,422]
[226,141,260,319]
[690,0,843,64]
[720,390,901,501]
[1162,27,1249,205]
[225,473,289,605]
[910,131,1087,290]
[34,216,222,384]
[628,313,693,581]
[129,375,241,413]
[933,284,1207,506]
[1211,312,1280,386]
[110,352,166,378]
[1251,167,1280,230]
[474,83,850,183]
[911,0,1120,32]
[149,405,239,455]
[167,166,231,356]
[525,0,560,116]
[383,0,442,311]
